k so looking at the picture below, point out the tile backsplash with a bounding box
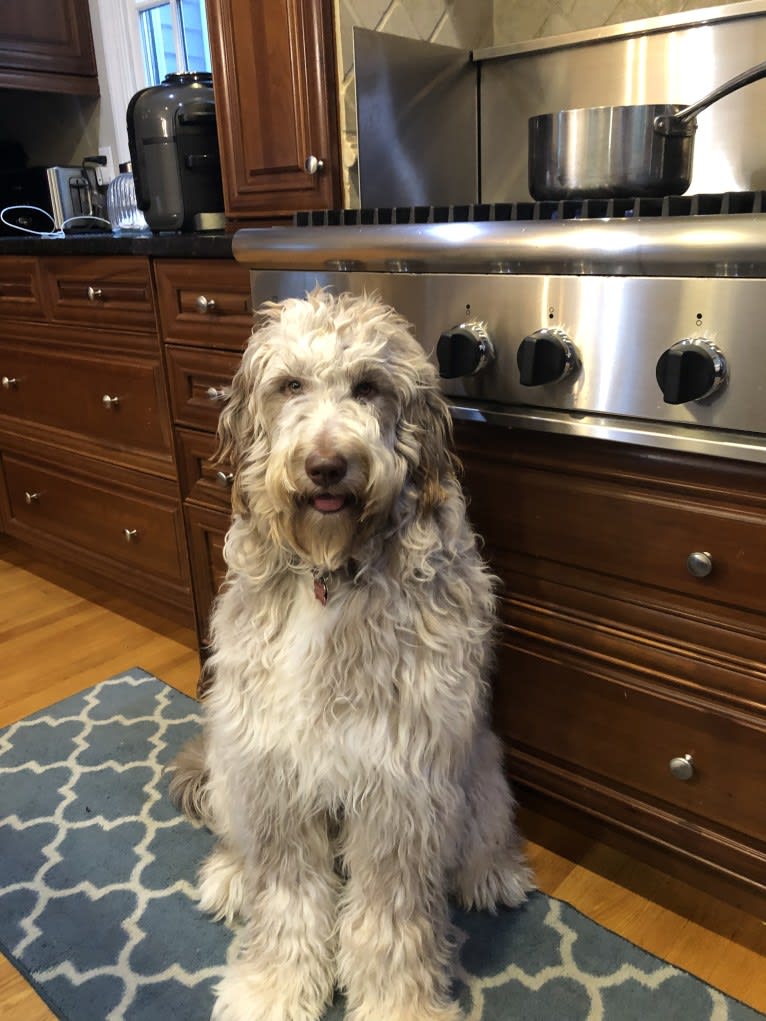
[334,0,730,205]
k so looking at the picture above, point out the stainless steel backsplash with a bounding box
[354,0,766,205]
[480,0,766,202]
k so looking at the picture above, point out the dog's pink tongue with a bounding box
[313,494,345,513]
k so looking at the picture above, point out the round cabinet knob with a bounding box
[123,528,138,542]
[656,338,727,405]
[2,376,18,389]
[304,155,325,175]
[87,285,104,302]
[195,295,217,314]
[687,551,713,577]
[517,328,579,386]
[24,491,41,504]
[206,386,226,401]
[102,394,120,409]
[436,322,494,379]
[669,754,695,780]
[215,471,234,488]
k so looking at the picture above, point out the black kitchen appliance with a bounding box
[127,71,224,233]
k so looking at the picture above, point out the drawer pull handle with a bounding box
[669,754,695,781]
[87,286,104,302]
[102,394,120,409]
[24,491,41,504]
[304,155,325,175]
[216,471,234,487]
[206,386,226,401]
[686,551,713,578]
[2,376,18,389]
[123,528,138,542]
[196,295,217,314]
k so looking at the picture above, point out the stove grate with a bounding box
[294,192,766,227]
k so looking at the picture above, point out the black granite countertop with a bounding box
[0,230,237,258]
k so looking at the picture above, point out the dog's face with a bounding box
[217,289,455,570]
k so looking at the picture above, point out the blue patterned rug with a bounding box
[0,668,762,1021]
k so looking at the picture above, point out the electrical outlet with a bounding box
[97,146,116,185]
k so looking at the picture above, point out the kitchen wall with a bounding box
[0,91,99,169]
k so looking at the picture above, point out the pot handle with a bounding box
[655,59,766,136]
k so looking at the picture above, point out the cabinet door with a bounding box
[0,0,97,92]
[206,0,341,219]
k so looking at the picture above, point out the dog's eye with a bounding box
[352,380,377,401]
[282,379,303,395]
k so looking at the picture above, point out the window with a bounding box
[87,0,215,170]
[135,0,212,85]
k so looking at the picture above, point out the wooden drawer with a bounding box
[0,256,45,320]
[0,341,172,473]
[495,638,766,847]
[40,255,156,332]
[504,567,766,710]
[459,428,766,619]
[155,259,253,349]
[176,427,233,508]
[165,345,241,431]
[3,452,188,585]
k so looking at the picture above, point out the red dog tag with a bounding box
[313,574,329,606]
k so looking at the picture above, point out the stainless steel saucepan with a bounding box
[528,59,766,200]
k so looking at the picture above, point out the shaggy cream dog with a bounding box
[170,289,533,1021]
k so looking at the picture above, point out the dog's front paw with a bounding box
[211,964,329,1021]
[198,844,245,924]
[346,1000,462,1021]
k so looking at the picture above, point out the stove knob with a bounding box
[517,328,579,386]
[656,338,727,405]
[436,322,494,378]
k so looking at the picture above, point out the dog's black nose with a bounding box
[306,452,348,487]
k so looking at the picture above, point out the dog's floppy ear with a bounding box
[214,345,262,515]
[215,367,248,469]
[407,381,461,514]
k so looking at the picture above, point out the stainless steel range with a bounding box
[233,196,766,463]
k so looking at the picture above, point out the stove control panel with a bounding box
[437,322,494,378]
[655,338,728,405]
[517,328,580,387]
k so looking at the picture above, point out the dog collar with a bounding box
[311,560,358,606]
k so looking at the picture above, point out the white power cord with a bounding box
[0,205,112,237]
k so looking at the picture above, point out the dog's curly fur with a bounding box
[169,289,534,1021]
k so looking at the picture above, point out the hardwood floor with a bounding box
[0,536,764,1018]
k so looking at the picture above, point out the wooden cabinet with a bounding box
[0,257,46,319]
[154,258,252,348]
[0,0,98,94]
[3,448,189,594]
[0,254,192,626]
[0,341,172,475]
[455,422,766,905]
[165,346,242,431]
[205,0,341,221]
[155,258,250,648]
[40,256,157,334]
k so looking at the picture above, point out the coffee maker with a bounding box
[127,71,225,232]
